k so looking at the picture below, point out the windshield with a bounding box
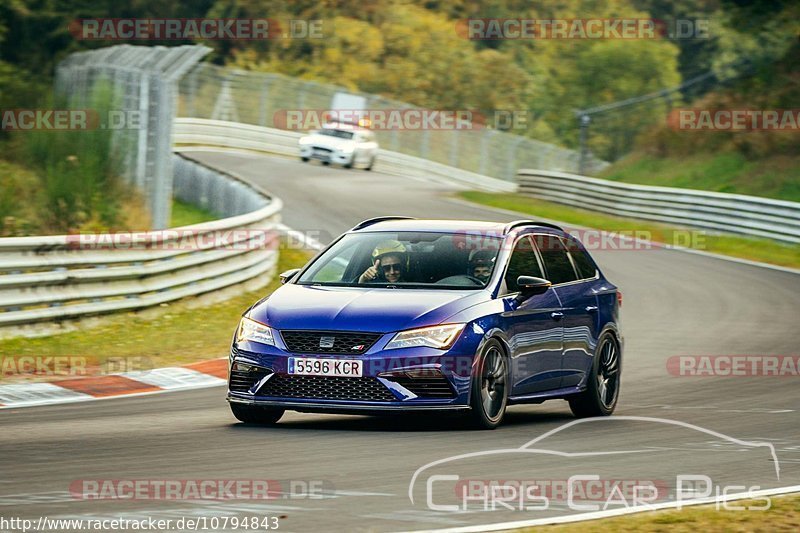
[318,128,355,140]
[297,231,502,289]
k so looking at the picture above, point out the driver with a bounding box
[468,249,495,284]
[358,240,407,284]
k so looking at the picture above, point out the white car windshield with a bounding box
[318,129,355,140]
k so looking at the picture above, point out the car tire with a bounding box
[568,333,620,418]
[344,161,353,169]
[301,157,309,162]
[468,339,508,429]
[365,157,375,171]
[322,160,330,166]
[230,403,284,425]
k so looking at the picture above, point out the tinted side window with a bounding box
[533,234,578,285]
[505,236,544,292]
[564,238,597,279]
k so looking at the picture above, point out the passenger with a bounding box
[468,249,495,284]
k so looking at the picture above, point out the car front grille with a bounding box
[229,363,272,393]
[386,373,456,399]
[258,374,396,402]
[280,330,382,355]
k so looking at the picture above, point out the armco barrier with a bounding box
[172,118,517,193]
[518,169,800,244]
[0,154,281,331]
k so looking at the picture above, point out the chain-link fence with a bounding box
[55,44,210,229]
[177,63,607,180]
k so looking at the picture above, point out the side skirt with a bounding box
[508,385,584,405]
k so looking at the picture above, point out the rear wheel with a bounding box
[365,157,375,171]
[301,156,309,162]
[568,333,620,417]
[230,403,284,425]
[469,339,508,429]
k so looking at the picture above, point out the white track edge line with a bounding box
[0,380,226,410]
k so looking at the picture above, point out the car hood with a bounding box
[249,283,489,333]
[301,134,354,151]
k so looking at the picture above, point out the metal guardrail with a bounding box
[172,118,517,193]
[518,169,800,244]
[0,154,281,330]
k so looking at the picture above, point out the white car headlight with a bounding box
[339,145,355,154]
[384,324,466,350]
[236,316,275,346]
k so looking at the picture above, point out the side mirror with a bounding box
[515,276,551,303]
[279,268,301,284]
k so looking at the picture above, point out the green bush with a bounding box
[19,82,127,233]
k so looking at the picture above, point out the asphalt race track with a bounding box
[2,151,799,532]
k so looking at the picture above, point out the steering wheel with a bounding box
[435,275,484,286]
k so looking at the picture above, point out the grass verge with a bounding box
[0,245,312,382]
[170,199,220,227]
[525,493,800,532]
[599,152,800,203]
[459,191,800,269]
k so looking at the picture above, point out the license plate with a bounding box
[289,358,363,377]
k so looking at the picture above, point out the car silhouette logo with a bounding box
[319,336,335,348]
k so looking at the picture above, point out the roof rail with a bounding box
[503,220,564,234]
[351,216,417,231]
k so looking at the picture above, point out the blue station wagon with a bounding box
[228,218,622,429]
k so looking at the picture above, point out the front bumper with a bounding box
[227,343,475,411]
[300,145,353,165]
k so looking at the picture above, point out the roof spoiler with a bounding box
[503,220,564,234]
[351,216,416,231]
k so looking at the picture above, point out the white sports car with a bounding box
[298,122,378,170]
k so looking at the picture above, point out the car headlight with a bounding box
[339,145,355,154]
[384,324,466,350]
[236,316,275,346]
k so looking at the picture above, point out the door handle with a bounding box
[551,312,564,320]
[585,306,599,313]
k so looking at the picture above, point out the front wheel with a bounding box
[230,403,284,425]
[568,333,620,417]
[300,156,309,162]
[469,339,508,429]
